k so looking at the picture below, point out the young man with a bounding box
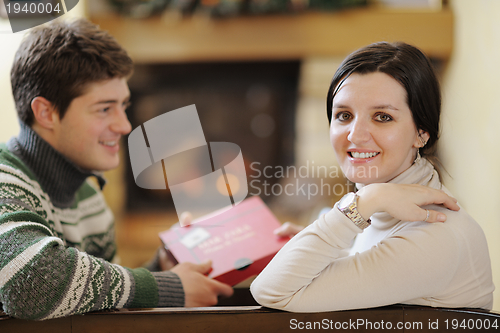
[0,18,232,320]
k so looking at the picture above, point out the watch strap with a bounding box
[339,193,371,230]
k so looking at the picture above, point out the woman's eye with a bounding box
[374,113,393,122]
[335,112,351,121]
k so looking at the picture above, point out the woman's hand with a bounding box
[356,183,460,223]
[273,222,304,238]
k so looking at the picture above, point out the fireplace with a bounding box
[124,60,301,212]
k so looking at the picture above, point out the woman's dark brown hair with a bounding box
[327,42,441,161]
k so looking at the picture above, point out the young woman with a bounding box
[250,42,494,312]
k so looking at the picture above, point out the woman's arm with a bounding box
[250,184,460,312]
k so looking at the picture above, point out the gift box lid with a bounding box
[159,196,289,286]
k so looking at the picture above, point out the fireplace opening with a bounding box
[124,60,301,212]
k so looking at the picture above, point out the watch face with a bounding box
[338,192,356,210]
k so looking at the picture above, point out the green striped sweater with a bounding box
[0,125,184,320]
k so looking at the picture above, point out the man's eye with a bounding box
[123,101,132,109]
[100,107,110,113]
[335,112,351,121]
[374,113,393,122]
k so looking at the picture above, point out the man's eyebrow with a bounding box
[92,96,130,106]
[92,100,117,105]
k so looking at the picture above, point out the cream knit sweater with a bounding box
[251,157,494,312]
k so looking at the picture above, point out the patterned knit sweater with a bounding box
[0,124,185,320]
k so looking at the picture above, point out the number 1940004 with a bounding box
[5,1,62,15]
[445,318,499,330]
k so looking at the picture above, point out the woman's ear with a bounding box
[414,130,430,148]
[31,97,58,130]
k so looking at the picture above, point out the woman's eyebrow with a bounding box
[373,104,400,111]
[332,104,350,109]
[333,104,400,111]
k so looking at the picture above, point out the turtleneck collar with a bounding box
[354,154,442,229]
[355,154,441,190]
[6,122,106,209]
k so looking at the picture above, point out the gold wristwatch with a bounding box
[337,192,371,230]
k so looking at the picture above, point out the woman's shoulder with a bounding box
[394,198,489,258]
[436,185,485,231]
[434,201,488,245]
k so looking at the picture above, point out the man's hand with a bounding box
[171,261,234,307]
[158,247,177,271]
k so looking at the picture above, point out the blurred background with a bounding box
[1,0,500,310]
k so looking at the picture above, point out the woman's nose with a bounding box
[347,119,371,144]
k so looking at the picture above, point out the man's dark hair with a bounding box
[11,18,133,126]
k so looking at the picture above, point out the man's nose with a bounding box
[111,109,132,135]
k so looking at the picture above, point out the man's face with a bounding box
[51,77,132,171]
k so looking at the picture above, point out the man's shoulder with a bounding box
[74,179,102,204]
[0,143,37,182]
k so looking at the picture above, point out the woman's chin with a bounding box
[343,165,381,185]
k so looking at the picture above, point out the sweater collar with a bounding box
[7,123,106,208]
[355,153,440,190]
[355,154,441,229]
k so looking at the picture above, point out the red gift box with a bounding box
[159,196,289,286]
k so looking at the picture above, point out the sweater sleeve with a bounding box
[0,173,184,320]
[250,203,461,312]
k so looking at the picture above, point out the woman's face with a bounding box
[330,72,428,185]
